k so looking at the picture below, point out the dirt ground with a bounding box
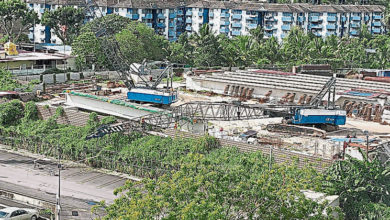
[342,118,390,135]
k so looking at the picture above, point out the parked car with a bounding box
[0,207,38,220]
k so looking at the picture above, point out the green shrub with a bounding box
[0,100,24,126]
[23,101,38,121]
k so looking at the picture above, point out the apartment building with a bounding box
[25,0,386,44]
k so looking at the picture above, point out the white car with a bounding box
[0,207,38,220]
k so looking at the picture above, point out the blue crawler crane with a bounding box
[266,76,346,135]
[126,61,178,105]
[82,1,177,106]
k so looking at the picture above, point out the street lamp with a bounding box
[56,145,61,220]
[363,130,369,159]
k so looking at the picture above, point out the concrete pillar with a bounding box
[229,85,235,96]
[224,85,230,95]
[234,86,240,97]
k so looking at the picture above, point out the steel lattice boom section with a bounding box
[171,102,265,121]
[87,102,266,138]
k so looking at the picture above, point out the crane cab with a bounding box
[292,108,346,126]
[127,88,178,105]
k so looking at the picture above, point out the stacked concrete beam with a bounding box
[186,70,390,105]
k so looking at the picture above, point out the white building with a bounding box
[26,0,386,44]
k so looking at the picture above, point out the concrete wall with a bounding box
[0,60,34,69]
[15,71,121,84]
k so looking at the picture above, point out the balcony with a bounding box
[341,16,347,22]
[177,10,184,15]
[372,28,381,34]
[169,13,176,19]
[281,34,286,39]
[350,30,359,36]
[186,11,192,16]
[209,12,214,17]
[297,16,305,22]
[28,33,34,39]
[39,8,45,13]
[157,23,165,28]
[220,28,229,33]
[282,16,292,22]
[186,18,192,23]
[373,15,382,20]
[168,31,175,36]
[177,17,183,21]
[220,13,229,18]
[264,25,275,30]
[309,16,321,22]
[232,22,242,28]
[126,14,139,20]
[185,26,192,31]
[327,16,337,22]
[143,14,153,19]
[364,15,370,21]
[314,32,322,37]
[232,30,241,36]
[232,14,242,20]
[351,23,360,28]
[264,33,273,38]
[157,13,165,19]
[326,24,336,30]
[373,22,381,27]
[352,16,361,21]
[326,32,336,36]
[247,23,257,29]
[221,21,230,26]
[310,24,323,29]
[198,12,203,17]
[281,25,291,31]
[146,23,153,28]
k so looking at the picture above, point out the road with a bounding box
[0,146,135,219]
[0,197,36,209]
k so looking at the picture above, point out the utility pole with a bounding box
[56,146,61,220]
[364,130,369,159]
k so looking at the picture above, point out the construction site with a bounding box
[3,62,385,167]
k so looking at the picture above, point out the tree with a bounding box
[221,35,254,67]
[166,34,194,65]
[324,153,390,219]
[0,0,39,43]
[98,148,336,219]
[72,31,106,70]
[190,24,224,67]
[72,14,168,70]
[41,6,85,45]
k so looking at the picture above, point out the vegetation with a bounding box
[324,153,390,219]
[70,15,390,70]
[100,148,335,219]
[168,25,390,70]
[41,6,85,45]
[0,0,38,43]
[0,68,22,91]
[71,14,168,70]
[2,101,390,219]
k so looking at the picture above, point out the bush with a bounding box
[0,100,24,126]
[23,101,38,121]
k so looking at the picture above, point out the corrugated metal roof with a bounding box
[25,0,385,12]
[188,1,385,13]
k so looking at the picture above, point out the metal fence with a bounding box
[164,129,334,172]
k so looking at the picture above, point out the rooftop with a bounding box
[0,50,71,63]
[24,0,385,12]
[189,1,385,13]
